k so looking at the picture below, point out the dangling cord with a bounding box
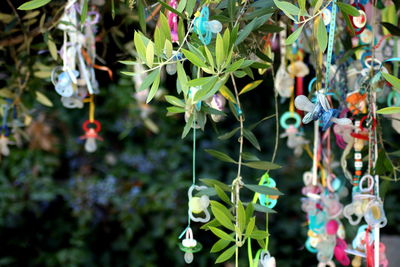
[324,0,337,92]
[179,114,197,239]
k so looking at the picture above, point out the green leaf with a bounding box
[253,203,277,213]
[201,219,221,230]
[165,95,185,107]
[210,201,235,230]
[244,184,283,196]
[239,80,263,95]
[134,32,147,62]
[159,13,171,41]
[146,70,161,103]
[236,14,271,45]
[215,245,236,264]
[337,2,360,16]
[381,22,400,37]
[209,227,235,242]
[205,149,237,163]
[18,0,51,10]
[243,128,261,151]
[248,114,275,130]
[200,178,231,192]
[245,202,254,223]
[80,0,89,28]
[219,85,237,104]
[285,25,304,45]
[176,61,188,95]
[182,49,207,68]
[316,16,328,53]
[258,24,285,33]
[156,0,184,18]
[204,45,215,70]
[243,161,281,170]
[164,40,173,58]
[241,152,260,161]
[187,77,214,87]
[245,217,256,238]
[298,0,306,11]
[237,201,246,233]
[137,0,146,33]
[145,42,154,68]
[214,185,232,205]
[223,28,231,52]
[138,69,159,92]
[186,0,196,17]
[178,19,185,44]
[377,107,400,114]
[382,72,400,91]
[182,114,193,138]
[226,59,245,73]
[216,34,225,68]
[176,0,187,12]
[250,230,268,240]
[166,106,185,114]
[218,127,240,140]
[47,35,57,61]
[273,0,300,18]
[35,91,53,107]
[211,239,231,253]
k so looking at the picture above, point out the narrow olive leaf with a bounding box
[119,60,137,65]
[235,14,271,45]
[201,219,221,230]
[316,16,328,53]
[214,185,232,205]
[156,0,185,18]
[165,95,185,107]
[273,0,300,19]
[219,85,237,104]
[111,0,115,20]
[182,49,207,68]
[248,114,275,130]
[186,0,196,17]
[245,217,256,238]
[145,42,154,68]
[216,34,225,68]
[202,104,226,116]
[35,91,53,107]
[382,72,400,91]
[166,106,185,113]
[176,0,187,12]
[257,238,266,250]
[18,0,51,10]
[245,202,255,223]
[241,152,260,161]
[244,184,284,196]
[176,61,188,95]
[204,45,215,69]
[205,149,237,163]
[337,2,360,17]
[298,0,306,11]
[215,245,236,264]
[80,0,89,27]
[243,161,281,170]
[343,13,355,36]
[210,202,235,230]
[238,201,246,233]
[134,32,147,62]
[138,69,159,92]
[178,19,185,44]
[377,107,400,114]
[226,59,245,72]
[200,178,231,192]
[285,25,304,45]
[381,22,400,36]
[253,203,276,213]
[250,230,268,240]
[187,77,214,87]
[218,127,240,140]
[194,187,217,197]
[211,239,231,253]
[146,70,161,103]
[182,114,193,139]
[209,227,235,242]
[159,13,171,41]
[137,0,146,33]
[164,40,173,58]
[243,128,261,151]
[47,36,57,60]
[239,80,263,95]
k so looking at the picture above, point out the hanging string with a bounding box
[324,0,337,92]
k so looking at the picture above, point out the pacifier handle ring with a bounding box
[185,227,194,240]
[359,174,374,193]
[359,115,376,131]
[280,111,301,129]
[82,119,101,132]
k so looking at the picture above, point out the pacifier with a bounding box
[188,185,210,223]
[61,96,84,109]
[316,235,335,263]
[80,120,103,153]
[288,60,310,78]
[209,93,226,122]
[258,251,276,267]
[52,68,80,98]
[179,227,202,264]
[343,199,365,225]
[275,64,294,98]
[364,199,387,228]
[334,238,350,266]
[258,175,279,209]
[193,6,222,45]
[352,225,374,251]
